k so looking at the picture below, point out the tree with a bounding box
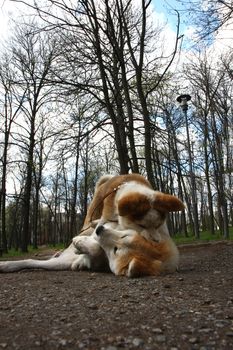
[0,55,26,252]
[12,0,182,183]
[176,0,233,42]
[184,50,231,238]
[7,24,59,251]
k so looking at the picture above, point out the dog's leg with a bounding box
[0,258,71,272]
[0,245,78,273]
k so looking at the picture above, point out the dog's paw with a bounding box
[72,235,82,247]
[71,254,91,271]
[72,236,102,257]
[72,236,90,254]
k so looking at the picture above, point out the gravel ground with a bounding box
[0,241,233,350]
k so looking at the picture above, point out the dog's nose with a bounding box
[96,225,104,236]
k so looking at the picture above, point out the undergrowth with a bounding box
[0,244,64,259]
[1,228,232,259]
[174,227,233,244]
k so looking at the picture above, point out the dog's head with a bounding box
[94,223,178,277]
[116,189,184,241]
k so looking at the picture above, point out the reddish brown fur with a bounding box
[116,235,174,277]
[127,258,162,277]
[118,193,151,219]
[83,174,152,228]
[117,254,162,277]
[127,235,172,260]
[153,193,185,212]
[83,174,184,231]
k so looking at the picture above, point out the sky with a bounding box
[0,0,232,55]
[0,0,15,39]
[0,0,185,38]
[152,0,182,28]
[0,0,187,73]
[0,0,198,59]
[0,0,232,194]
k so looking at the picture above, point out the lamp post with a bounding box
[176,94,191,112]
[177,94,200,238]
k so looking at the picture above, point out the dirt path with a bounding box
[0,242,233,350]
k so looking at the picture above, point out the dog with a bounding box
[72,173,184,273]
[94,223,179,277]
[0,174,184,275]
[82,173,184,240]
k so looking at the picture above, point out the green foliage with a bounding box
[174,228,233,245]
[0,244,65,260]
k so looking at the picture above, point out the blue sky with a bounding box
[0,0,203,51]
[152,0,177,16]
[152,0,188,33]
[0,0,188,37]
[0,0,187,30]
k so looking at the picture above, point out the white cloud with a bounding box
[0,0,13,38]
[0,0,37,41]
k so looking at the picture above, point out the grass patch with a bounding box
[0,244,65,260]
[174,227,233,245]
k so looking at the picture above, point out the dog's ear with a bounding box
[117,193,151,218]
[153,192,185,212]
[127,257,161,277]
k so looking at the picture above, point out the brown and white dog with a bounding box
[94,223,179,277]
[0,174,184,276]
[85,173,184,242]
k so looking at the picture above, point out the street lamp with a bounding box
[176,94,191,112]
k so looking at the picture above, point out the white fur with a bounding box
[116,182,155,203]
[71,254,92,271]
[0,221,108,273]
[0,244,79,272]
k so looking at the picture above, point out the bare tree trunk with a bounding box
[211,112,229,238]
[85,0,130,174]
[0,69,25,252]
[166,111,188,236]
[32,140,44,249]
[183,108,200,238]
[104,0,139,173]
[1,127,9,253]
[21,116,35,252]
[70,144,80,238]
[203,111,215,234]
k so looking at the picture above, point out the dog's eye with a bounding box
[114,247,118,254]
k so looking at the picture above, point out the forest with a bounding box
[0,0,232,253]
